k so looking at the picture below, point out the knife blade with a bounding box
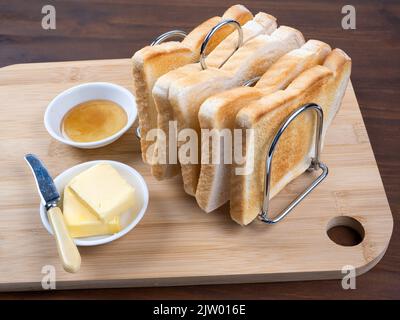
[25,154,81,273]
[24,154,60,209]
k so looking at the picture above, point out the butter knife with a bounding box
[25,154,81,273]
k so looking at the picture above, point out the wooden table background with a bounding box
[0,0,398,299]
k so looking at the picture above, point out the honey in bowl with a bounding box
[62,100,128,143]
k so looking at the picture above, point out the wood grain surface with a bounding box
[0,0,399,299]
[0,58,392,292]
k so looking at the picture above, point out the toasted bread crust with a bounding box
[132,43,195,161]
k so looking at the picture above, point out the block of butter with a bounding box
[69,163,135,221]
[63,186,121,238]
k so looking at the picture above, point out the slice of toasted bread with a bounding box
[231,48,351,225]
[150,13,278,180]
[196,40,331,212]
[182,4,254,55]
[169,26,305,196]
[132,5,253,163]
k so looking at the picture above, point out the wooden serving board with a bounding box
[0,59,393,292]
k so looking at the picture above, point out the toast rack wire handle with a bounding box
[135,30,188,139]
[135,126,141,139]
[151,30,187,46]
[200,19,243,70]
[259,103,329,224]
[242,76,261,87]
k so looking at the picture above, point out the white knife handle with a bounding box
[47,207,81,273]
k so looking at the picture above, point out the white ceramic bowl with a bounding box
[39,160,149,246]
[44,82,137,149]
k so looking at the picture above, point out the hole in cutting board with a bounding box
[327,216,365,246]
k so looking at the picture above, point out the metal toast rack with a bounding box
[136,23,329,224]
[199,19,243,70]
[258,103,329,224]
[150,30,187,46]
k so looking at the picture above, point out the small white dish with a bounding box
[39,160,149,246]
[44,82,137,149]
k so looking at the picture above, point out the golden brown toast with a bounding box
[150,13,278,180]
[132,5,253,163]
[168,26,305,196]
[231,49,351,225]
[196,40,332,212]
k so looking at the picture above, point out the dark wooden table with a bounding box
[0,0,399,299]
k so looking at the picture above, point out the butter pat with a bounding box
[69,163,135,221]
[63,187,121,238]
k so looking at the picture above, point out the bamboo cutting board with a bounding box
[0,59,393,292]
